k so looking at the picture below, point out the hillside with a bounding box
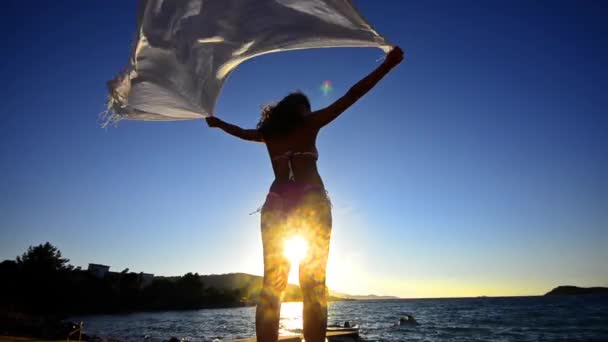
[161,272,350,303]
[200,273,302,302]
[329,290,399,300]
[162,273,397,302]
[545,286,608,296]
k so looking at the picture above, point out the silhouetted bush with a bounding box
[0,243,243,317]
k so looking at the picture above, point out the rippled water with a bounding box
[73,296,608,341]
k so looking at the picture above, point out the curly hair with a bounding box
[257,92,310,138]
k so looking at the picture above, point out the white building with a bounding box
[140,273,155,287]
[88,263,110,278]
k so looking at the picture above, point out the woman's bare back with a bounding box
[205,47,403,190]
[265,117,324,187]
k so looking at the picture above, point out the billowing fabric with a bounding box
[105,0,391,125]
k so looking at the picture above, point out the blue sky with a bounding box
[1,0,606,297]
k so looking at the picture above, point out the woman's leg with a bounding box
[298,192,332,342]
[256,197,290,342]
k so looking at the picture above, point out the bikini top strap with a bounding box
[272,150,318,162]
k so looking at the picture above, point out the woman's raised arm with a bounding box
[310,46,404,128]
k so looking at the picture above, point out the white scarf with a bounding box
[105,0,391,125]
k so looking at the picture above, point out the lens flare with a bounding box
[320,80,333,96]
[284,235,308,264]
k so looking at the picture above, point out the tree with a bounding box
[16,242,73,273]
[176,273,204,309]
[12,243,73,314]
[0,260,19,302]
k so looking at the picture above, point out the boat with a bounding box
[327,321,360,334]
[233,329,360,342]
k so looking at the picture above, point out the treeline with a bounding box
[0,243,244,316]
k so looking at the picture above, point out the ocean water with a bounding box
[73,296,608,341]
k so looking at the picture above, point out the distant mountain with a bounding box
[545,286,608,296]
[159,272,397,302]
[349,294,400,300]
[197,272,301,302]
[329,290,400,300]
[178,273,347,302]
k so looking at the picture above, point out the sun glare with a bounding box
[284,235,308,265]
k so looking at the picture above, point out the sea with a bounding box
[72,296,608,341]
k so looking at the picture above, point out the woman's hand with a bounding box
[205,116,263,142]
[309,46,405,128]
[205,116,222,128]
[383,46,404,69]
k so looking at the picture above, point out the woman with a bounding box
[206,47,403,342]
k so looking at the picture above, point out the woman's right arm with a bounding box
[310,46,404,128]
[206,116,264,142]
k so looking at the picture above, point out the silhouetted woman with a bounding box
[206,47,403,342]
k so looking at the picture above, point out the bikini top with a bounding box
[272,150,319,162]
[272,150,318,180]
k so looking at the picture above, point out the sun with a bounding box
[284,235,309,265]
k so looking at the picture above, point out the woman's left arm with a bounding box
[310,46,404,128]
[206,116,264,142]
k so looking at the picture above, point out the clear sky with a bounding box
[1,1,606,298]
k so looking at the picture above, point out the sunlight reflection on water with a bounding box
[279,302,304,336]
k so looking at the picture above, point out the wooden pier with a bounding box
[234,330,360,342]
